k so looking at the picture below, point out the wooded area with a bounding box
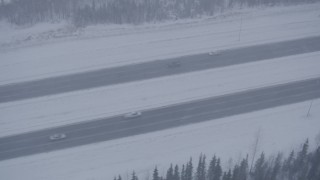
[0,0,318,26]
[117,140,320,180]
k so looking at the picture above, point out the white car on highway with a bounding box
[209,50,222,56]
[49,133,67,141]
[124,111,142,118]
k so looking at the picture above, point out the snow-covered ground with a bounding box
[1,52,319,137]
[1,99,319,180]
[1,3,320,180]
[0,3,320,85]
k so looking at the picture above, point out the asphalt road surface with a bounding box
[0,77,319,161]
[1,36,320,103]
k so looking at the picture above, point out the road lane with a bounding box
[1,36,320,103]
[0,77,319,161]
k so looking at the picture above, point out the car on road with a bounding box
[49,133,67,141]
[209,50,222,56]
[124,111,142,118]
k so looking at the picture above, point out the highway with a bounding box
[1,36,320,103]
[0,77,319,161]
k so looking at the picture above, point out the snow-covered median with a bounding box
[1,99,319,180]
[1,52,319,137]
[0,3,319,85]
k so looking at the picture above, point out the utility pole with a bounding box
[307,100,313,117]
[249,128,261,173]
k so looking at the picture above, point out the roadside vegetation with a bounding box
[116,140,320,180]
[0,0,319,27]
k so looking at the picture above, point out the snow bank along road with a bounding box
[0,77,319,161]
[0,36,320,103]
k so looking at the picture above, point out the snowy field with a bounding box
[1,99,319,180]
[0,3,320,85]
[1,52,319,137]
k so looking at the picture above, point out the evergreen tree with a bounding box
[208,156,217,180]
[282,150,295,179]
[153,166,160,180]
[232,165,240,180]
[196,154,206,180]
[263,167,272,180]
[307,146,320,180]
[251,152,267,180]
[174,165,180,180]
[185,158,193,180]
[167,164,174,180]
[227,169,232,180]
[213,158,222,180]
[222,170,232,180]
[270,154,282,180]
[296,139,309,180]
[238,157,248,180]
[118,175,122,180]
[131,171,139,180]
[181,164,186,180]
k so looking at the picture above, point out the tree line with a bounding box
[0,0,319,27]
[117,140,320,180]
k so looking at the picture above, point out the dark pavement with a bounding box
[0,77,319,161]
[1,36,320,103]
